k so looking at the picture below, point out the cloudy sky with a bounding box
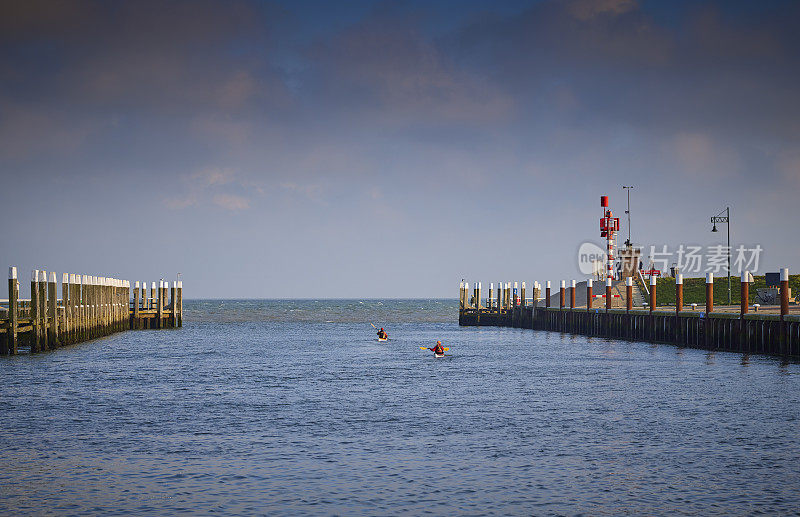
[1,0,798,298]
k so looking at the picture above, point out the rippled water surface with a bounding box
[2,299,799,515]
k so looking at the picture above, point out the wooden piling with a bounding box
[560,281,565,310]
[706,273,714,313]
[676,274,683,313]
[520,282,526,307]
[649,275,656,312]
[7,267,19,354]
[157,280,164,328]
[626,277,633,311]
[570,280,576,309]
[587,279,593,311]
[176,280,183,327]
[605,278,612,313]
[780,268,789,317]
[48,271,58,348]
[740,271,749,316]
[133,281,140,328]
[546,281,551,309]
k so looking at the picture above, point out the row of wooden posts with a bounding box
[460,269,792,317]
[459,269,798,358]
[0,266,183,355]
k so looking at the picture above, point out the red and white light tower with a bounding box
[600,196,620,281]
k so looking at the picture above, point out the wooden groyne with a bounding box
[0,266,183,355]
[459,270,800,358]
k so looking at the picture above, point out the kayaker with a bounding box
[377,328,388,339]
[431,341,444,355]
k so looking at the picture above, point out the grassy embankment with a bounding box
[649,274,800,306]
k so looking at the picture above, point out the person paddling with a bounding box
[430,341,444,355]
[377,327,388,340]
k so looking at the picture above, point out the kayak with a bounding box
[378,337,387,342]
[434,353,445,358]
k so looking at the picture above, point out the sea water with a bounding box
[1,299,799,515]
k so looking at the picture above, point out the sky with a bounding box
[1,0,799,298]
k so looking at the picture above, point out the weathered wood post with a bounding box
[780,268,789,355]
[626,277,633,312]
[706,273,714,314]
[62,273,70,345]
[520,282,526,307]
[38,270,48,350]
[30,270,40,352]
[570,280,576,309]
[48,271,58,348]
[157,280,164,329]
[675,274,683,344]
[545,281,551,309]
[133,281,140,329]
[79,275,86,342]
[459,281,465,310]
[141,281,146,314]
[496,281,502,312]
[559,281,565,310]
[476,282,482,311]
[7,267,19,354]
[532,282,540,309]
[740,271,749,351]
[705,273,714,349]
[649,275,657,312]
[587,279,593,311]
[170,280,177,326]
[488,283,493,311]
[176,280,183,327]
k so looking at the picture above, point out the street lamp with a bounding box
[622,186,633,247]
[710,207,731,306]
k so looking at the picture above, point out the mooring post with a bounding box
[157,280,164,328]
[649,275,657,313]
[740,271,749,351]
[705,273,714,349]
[626,277,633,312]
[675,274,683,344]
[177,280,183,327]
[61,273,70,345]
[133,281,140,329]
[38,270,48,350]
[48,271,58,348]
[559,281,565,310]
[570,280,576,309]
[605,277,612,312]
[487,283,493,311]
[587,279,593,311]
[546,281,551,309]
[520,282,526,307]
[780,268,789,318]
[79,275,87,341]
[30,270,40,352]
[780,268,789,355]
[532,282,540,309]
[6,267,19,354]
[506,282,511,309]
[706,273,714,314]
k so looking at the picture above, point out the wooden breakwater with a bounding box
[0,266,183,355]
[459,270,800,358]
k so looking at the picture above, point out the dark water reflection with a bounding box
[1,300,799,515]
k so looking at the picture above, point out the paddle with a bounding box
[419,347,449,351]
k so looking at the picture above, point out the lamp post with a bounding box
[710,207,731,306]
[622,186,633,247]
